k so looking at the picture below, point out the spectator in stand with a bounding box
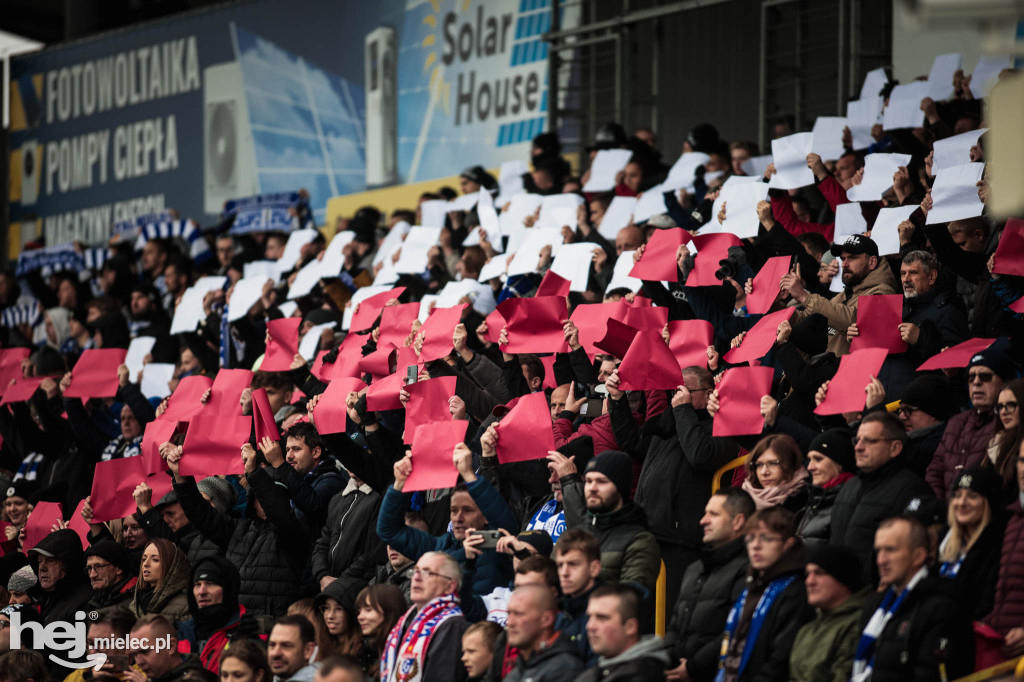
[664,488,754,682]
[502,585,583,682]
[883,373,959,479]
[268,614,320,682]
[574,584,670,681]
[6,566,35,606]
[84,540,137,610]
[128,538,191,624]
[461,621,502,682]
[354,584,407,678]
[789,545,868,682]
[927,344,1013,500]
[795,430,856,546]
[218,639,272,682]
[27,529,93,626]
[740,434,810,512]
[982,439,1024,656]
[554,528,603,666]
[314,656,368,682]
[313,577,366,662]
[987,378,1024,498]
[69,606,137,682]
[132,477,223,567]
[830,412,933,566]
[851,516,973,682]
[180,556,260,673]
[312,471,382,590]
[131,613,215,681]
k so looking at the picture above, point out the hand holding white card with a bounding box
[229,276,272,322]
[598,197,638,241]
[141,363,175,400]
[550,243,596,292]
[833,203,868,242]
[883,82,929,130]
[606,250,643,293]
[846,97,883,150]
[932,128,987,173]
[860,67,889,100]
[768,133,815,189]
[970,55,1011,98]
[394,227,442,274]
[811,117,848,161]
[582,149,633,192]
[870,205,918,256]
[927,53,963,101]
[664,152,711,191]
[927,162,986,225]
[846,153,912,202]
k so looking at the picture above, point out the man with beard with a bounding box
[781,234,898,355]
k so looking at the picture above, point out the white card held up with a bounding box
[319,230,356,276]
[277,301,298,317]
[860,67,889,100]
[417,295,439,323]
[277,229,319,271]
[141,363,175,400]
[927,53,963,101]
[927,162,986,225]
[606,250,643,293]
[550,242,596,292]
[462,226,504,253]
[501,194,544,232]
[833,203,868,242]
[932,128,987,173]
[829,257,844,293]
[811,117,848,161]
[582,149,633,192]
[741,155,773,179]
[477,189,502,240]
[373,221,411,266]
[394,227,443,274]
[970,55,1011,98]
[478,257,508,283]
[883,81,930,130]
[598,197,638,241]
[632,184,668,223]
[420,200,449,229]
[448,193,479,212]
[720,180,770,239]
[847,97,883,150]
[170,285,219,335]
[436,280,480,308]
[664,152,711,191]
[870,205,918,256]
[228,276,272,322]
[125,336,156,382]
[287,259,328,300]
[846,153,912,202]
[538,194,584,228]
[768,133,815,190]
[243,260,279,282]
[299,322,337,361]
[506,228,564,277]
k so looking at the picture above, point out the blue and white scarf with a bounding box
[939,555,964,578]
[526,498,565,543]
[14,453,44,481]
[851,567,928,682]
[715,574,797,681]
[381,594,462,682]
[135,219,211,262]
[100,435,143,462]
[0,303,41,331]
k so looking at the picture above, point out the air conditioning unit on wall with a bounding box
[203,62,259,215]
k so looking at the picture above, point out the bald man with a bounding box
[503,585,582,681]
[615,226,644,257]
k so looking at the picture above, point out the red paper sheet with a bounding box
[67,500,91,550]
[482,310,505,344]
[365,370,408,412]
[63,348,127,399]
[351,287,407,332]
[746,256,792,314]
[159,375,214,423]
[536,270,572,298]
[0,377,44,406]
[252,387,280,442]
[667,320,715,369]
[377,303,421,349]
[629,228,691,281]
[621,304,668,331]
[403,420,469,492]
[24,501,63,550]
[685,234,744,287]
[595,318,639,360]
[261,317,302,371]
[723,308,794,365]
[992,218,1024,277]
[814,348,889,415]
[418,304,468,362]
[90,457,175,523]
[712,367,774,437]
[617,329,684,390]
[495,391,556,463]
[497,297,569,354]
[404,376,457,444]
[0,348,30,398]
[180,412,252,477]
[1012,295,1024,314]
[205,369,254,416]
[570,302,628,357]
[311,377,367,434]
[850,294,907,354]
[359,345,397,379]
[323,333,368,380]
[916,337,997,371]
[141,419,180,475]
[540,355,557,389]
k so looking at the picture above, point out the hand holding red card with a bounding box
[159,375,214,423]
[814,348,888,415]
[351,287,406,332]
[63,348,127,399]
[141,419,180,474]
[746,256,791,314]
[629,228,691,281]
[686,234,744,287]
[262,318,302,371]
[723,309,794,365]
[252,387,280,442]
[617,329,683,390]
[90,457,174,523]
[0,348,30,398]
[312,377,367,434]
[850,295,907,354]
[418,304,468,362]
[494,392,556,463]
[595,318,639,359]
[497,297,569,354]
[180,412,252,477]
[536,270,571,298]
[666,319,715,369]
[712,367,774,436]
[377,303,421,348]
[24,501,63,550]
[404,376,457,444]
[403,420,469,492]
[204,369,253,416]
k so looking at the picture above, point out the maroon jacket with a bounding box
[925,409,996,500]
[985,499,1024,634]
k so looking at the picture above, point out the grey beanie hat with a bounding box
[7,565,36,593]
[196,477,236,514]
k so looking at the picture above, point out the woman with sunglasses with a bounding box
[986,378,1024,501]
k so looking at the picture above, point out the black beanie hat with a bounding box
[789,314,829,357]
[314,575,368,618]
[968,341,1016,382]
[85,540,133,574]
[951,466,1003,515]
[585,450,633,498]
[516,530,554,557]
[900,374,959,422]
[808,429,856,474]
[807,545,863,592]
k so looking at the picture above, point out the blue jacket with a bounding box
[376,477,517,594]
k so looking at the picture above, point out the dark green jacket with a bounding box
[789,587,871,682]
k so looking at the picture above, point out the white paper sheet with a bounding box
[500,194,544,233]
[420,200,449,229]
[860,67,889,100]
[417,295,439,323]
[741,155,773,179]
[436,280,480,308]
[342,284,399,330]
[719,180,770,239]
[169,278,226,334]
[477,189,502,240]
[582,149,633,192]
[394,227,443,274]
[125,336,156,382]
[927,53,963,101]
[462,226,504,253]
[299,322,337,361]
[228,276,271,322]
[847,97,883,150]
[373,221,411,266]
[883,81,930,130]
[970,55,1011,98]
[448,194,479,212]
[663,152,711,192]
[141,363,175,400]
[846,153,912,202]
[500,160,529,182]
[833,203,868,242]
[538,194,584,228]
[478,257,508,283]
[829,257,844,293]
[277,301,298,317]
[927,162,986,225]
[318,230,356,276]
[811,117,848,161]
[598,196,638,241]
[768,133,815,190]
[932,128,988,173]
[287,259,327,300]
[632,184,668,223]
[469,281,497,316]
[606,250,643,293]
[277,229,319,271]
[243,260,280,282]
[506,228,564,277]
[550,243,596,292]
[372,259,401,287]
[870,205,917,256]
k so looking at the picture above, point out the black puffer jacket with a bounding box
[503,631,583,682]
[795,481,848,547]
[311,482,381,583]
[664,537,748,682]
[173,471,309,617]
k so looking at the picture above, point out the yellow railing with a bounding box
[712,454,750,494]
[952,656,1024,681]
[655,560,667,636]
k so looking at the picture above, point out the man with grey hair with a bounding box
[380,551,469,681]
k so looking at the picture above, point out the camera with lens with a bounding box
[715,246,748,281]
[691,198,715,225]
[575,383,608,417]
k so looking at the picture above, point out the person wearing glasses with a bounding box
[380,551,469,682]
[985,377,1024,500]
[926,344,1013,501]
[84,539,136,610]
[714,507,811,682]
[741,434,809,513]
[829,413,933,567]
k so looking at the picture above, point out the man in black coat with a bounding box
[664,488,754,682]
[574,584,670,682]
[85,540,137,610]
[27,529,93,626]
[850,516,973,682]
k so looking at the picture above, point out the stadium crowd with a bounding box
[0,54,1022,682]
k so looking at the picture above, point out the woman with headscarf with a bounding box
[129,537,192,624]
[795,429,856,546]
[742,434,810,512]
[42,307,71,351]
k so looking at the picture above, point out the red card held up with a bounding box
[685,234,744,287]
[351,287,406,332]
[90,457,174,523]
[1012,296,1024,314]
[418,304,468,362]
[323,333,367,380]
[814,348,889,415]
[667,320,715,369]
[311,377,367,434]
[404,376,457,444]
[261,317,302,371]
[495,391,556,463]
[617,329,684,390]
[992,218,1024,277]
[63,348,127,400]
[0,377,44,406]
[159,375,214,423]
[850,295,907,354]
[482,310,505,345]
[204,369,254,416]
[0,348,30,398]
[24,501,63,551]
[497,297,569,354]
[377,302,421,349]
[403,420,469,492]
[723,308,794,365]
[916,337,996,371]
[540,355,557,389]
[621,304,668,331]
[180,412,252,477]
[252,387,280,442]
[712,366,774,437]
[141,418,180,475]
[365,369,409,412]
[536,270,572,298]
[359,345,397,379]
[595,318,639,360]
[67,500,92,550]
[629,228,691,281]
[746,256,792,314]
[569,302,627,357]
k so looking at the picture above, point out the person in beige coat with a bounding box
[129,537,192,625]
